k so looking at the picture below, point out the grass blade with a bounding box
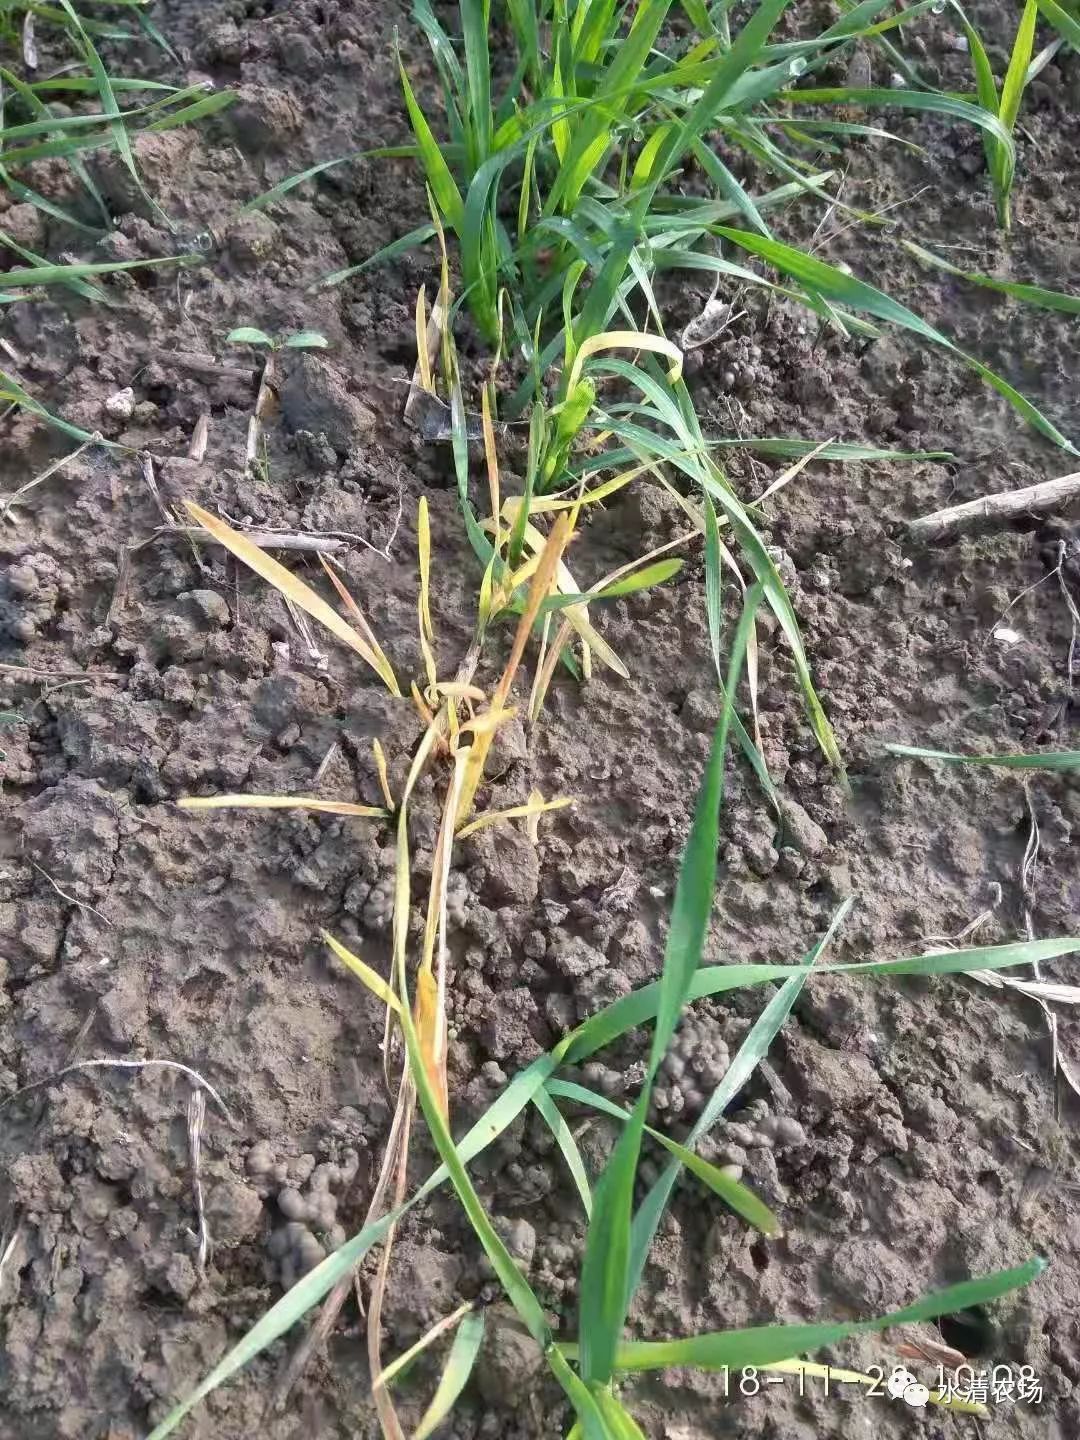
[627,898,853,1291]
[702,491,723,682]
[140,917,1076,1438]
[549,1080,779,1235]
[0,254,192,291]
[145,90,236,133]
[1000,2,1039,136]
[0,226,109,302]
[399,55,465,232]
[902,239,1080,313]
[558,938,1080,1068]
[532,1087,593,1218]
[413,1309,486,1440]
[595,1388,649,1440]
[57,0,171,229]
[145,1046,561,1436]
[312,223,438,291]
[535,558,683,615]
[948,0,1007,217]
[241,151,359,211]
[604,1259,1046,1372]
[460,0,492,163]
[0,367,119,446]
[714,227,1077,454]
[577,584,762,1385]
[1036,0,1080,45]
[783,86,1017,157]
[145,1210,400,1438]
[885,744,1080,771]
[696,438,950,460]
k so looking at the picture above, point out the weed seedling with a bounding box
[225,326,329,352]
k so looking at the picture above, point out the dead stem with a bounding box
[0,661,125,683]
[139,451,174,525]
[0,434,102,525]
[187,1089,210,1274]
[272,1069,416,1410]
[29,859,112,927]
[368,1082,414,1440]
[0,1058,234,1124]
[136,524,347,555]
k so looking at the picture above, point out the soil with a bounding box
[2,3,1080,1439]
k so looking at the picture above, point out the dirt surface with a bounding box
[2,3,1080,1438]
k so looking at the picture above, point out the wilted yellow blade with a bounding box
[529,617,571,724]
[516,518,628,679]
[525,788,546,845]
[435,682,486,702]
[380,1301,474,1390]
[415,965,448,1119]
[457,706,518,739]
[323,931,401,1013]
[491,551,541,612]
[755,436,836,505]
[415,285,433,396]
[477,549,497,629]
[456,516,572,824]
[503,467,639,518]
[411,679,437,729]
[565,330,683,396]
[528,616,552,721]
[318,555,401,696]
[182,502,401,695]
[482,385,501,555]
[178,794,387,817]
[372,739,395,810]
[417,498,438,690]
[457,794,574,840]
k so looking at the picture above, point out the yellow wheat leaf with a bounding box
[516,518,627,679]
[478,548,498,629]
[456,515,572,823]
[411,679,437,729]
[181,502,401,694]
[316,556,401,696]
[178,794,387,817]
[323,931,401,1013]
[565,330,682,397]
[415,285,433,395]
[434,682,487,702]
[417,497,438,691]
[457,794,574,840]
[415,965,448,1118]
[372,739,394,810]
[456,706,518,740]
[502,467,639,519]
